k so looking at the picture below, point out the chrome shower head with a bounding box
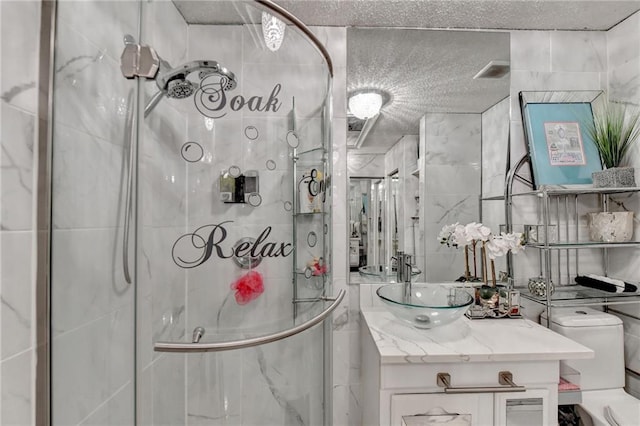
[156,60,236,97]
[166,78,195,99]
[145,59,237,117]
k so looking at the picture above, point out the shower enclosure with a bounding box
[44,0,336,424]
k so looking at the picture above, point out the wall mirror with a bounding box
[347,28,511,284]
[349,178,382,273]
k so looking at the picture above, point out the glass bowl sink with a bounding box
[376,284,473,329]
[358,264,421,282]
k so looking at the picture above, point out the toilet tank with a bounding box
[542,307,625,391]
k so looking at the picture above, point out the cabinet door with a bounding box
[494,389,550,426]
[391,393,493,426]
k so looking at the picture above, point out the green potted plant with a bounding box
[586,101,640,187]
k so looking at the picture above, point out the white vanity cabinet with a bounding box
[360,302,593,426]
[392,389,549,426]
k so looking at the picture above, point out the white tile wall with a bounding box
[605,10,640,390]
[347,153,385,176]
[6,1,640,424]
[422,113,482,282]
[507,29,608,286]
[0,1,40,424]
[481,98,510,262]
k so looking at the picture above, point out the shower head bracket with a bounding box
[120,43,160,79]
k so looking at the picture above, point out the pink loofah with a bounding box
[231,270,264,305]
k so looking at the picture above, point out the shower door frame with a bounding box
[35,0,56,425]
[35,1,336,425]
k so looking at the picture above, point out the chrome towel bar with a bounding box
[154,289,345,353]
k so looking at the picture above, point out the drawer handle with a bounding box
[436,371,526,394]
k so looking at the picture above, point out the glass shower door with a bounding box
[49,1,139,424]
[136,1,335,424]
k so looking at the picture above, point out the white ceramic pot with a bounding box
[587,212,634,242]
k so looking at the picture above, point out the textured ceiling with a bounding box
[175,1,640,30]
[346,28,510,152]
[174,0,640,153]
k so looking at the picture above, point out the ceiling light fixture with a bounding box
[348,90,386,120]
[262,12,286,52]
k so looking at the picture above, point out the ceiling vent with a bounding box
[473,60,510,79]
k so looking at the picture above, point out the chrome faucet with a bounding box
[396,251,413,303]
[394,251,403,282]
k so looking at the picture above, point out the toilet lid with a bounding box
[581,389,640,426]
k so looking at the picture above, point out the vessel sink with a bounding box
[376,284,473,329]
[358,264,421,282]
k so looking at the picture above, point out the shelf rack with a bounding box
[485,154,640,320]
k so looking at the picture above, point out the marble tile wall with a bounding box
[508,29,607,289]
[0,1,40,425]
[481,98,511,275]
[421,113,482,282]
[8,2,640,424]
[482,97,510,199]
[506,24,640,395]
[347,152,385,177]
[602,10,640,397]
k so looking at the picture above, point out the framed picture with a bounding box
[520,91,603,188]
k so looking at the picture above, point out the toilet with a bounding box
[542,307,640,426]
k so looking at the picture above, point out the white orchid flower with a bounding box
[486,232,525,259]
[451,224,472,247]
[485,235,511,259]
[437,222,459,246]
[502,232,525,254]
[465,222,492,242]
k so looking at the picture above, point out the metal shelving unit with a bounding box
[485,154,640,322]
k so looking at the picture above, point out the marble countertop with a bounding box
[360,284,594,365]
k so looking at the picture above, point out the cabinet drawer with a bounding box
[494,388,550,426]
[391,393,492,426]
[391,388,551,426]
[381,361,558,390]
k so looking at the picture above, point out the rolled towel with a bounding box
[575,275,638,293]
[586,274,625,293]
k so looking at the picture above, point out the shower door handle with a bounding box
[154,289,345,353]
